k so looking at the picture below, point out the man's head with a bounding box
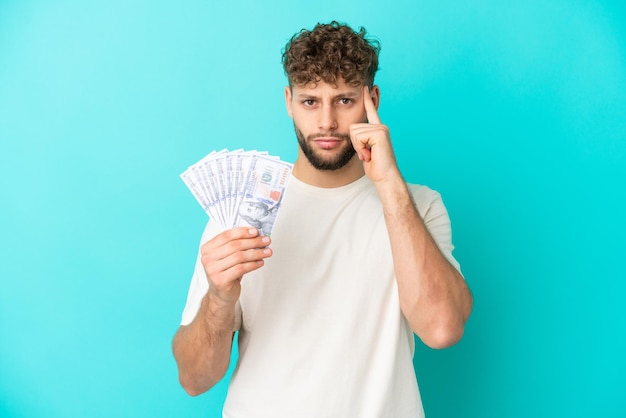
[282,21,380,89]
[283,22,381,173]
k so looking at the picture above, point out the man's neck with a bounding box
[292,154,365,188]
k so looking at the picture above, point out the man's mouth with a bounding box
[313,137,344,150]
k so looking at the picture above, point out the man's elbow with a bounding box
[178,372,221,397]
[416,307,471,349]
[173,337,226,396]
[421,323,465,349]
[181,381,206,397]
[424,291,473,349]
[180,381,208,397]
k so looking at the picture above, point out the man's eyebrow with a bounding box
[295,93,318,99]
[331,91,360,100]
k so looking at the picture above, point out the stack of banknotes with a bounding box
[180,149,293,236]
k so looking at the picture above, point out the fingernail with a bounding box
[249,228,257,235]
[261,236,270,244]
[263,248,271,255]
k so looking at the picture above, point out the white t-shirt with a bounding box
[181,175,460,418]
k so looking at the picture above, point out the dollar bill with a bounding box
[232,154,293,236]
[181,149,293,235]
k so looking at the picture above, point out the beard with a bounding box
[295,126,356,171]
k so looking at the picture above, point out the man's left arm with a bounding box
[351,87,473,349]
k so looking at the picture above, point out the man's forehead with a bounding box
[292,80,362,96]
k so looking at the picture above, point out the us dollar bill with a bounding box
[232,154,293,236]
[181,149,292,234]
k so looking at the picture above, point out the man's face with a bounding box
[285,79,374,171]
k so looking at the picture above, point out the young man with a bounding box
[173,21,472,417]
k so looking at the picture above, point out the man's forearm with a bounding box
[375,175,472,349]
[172,291,236,396]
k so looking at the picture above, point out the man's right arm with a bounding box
[172,292,237,396]
[172,227,272,396]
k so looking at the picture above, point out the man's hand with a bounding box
[173,226,270,396]
[349,86,401,184]
[201,227,272,304]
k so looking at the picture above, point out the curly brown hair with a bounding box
[282,21,380,88]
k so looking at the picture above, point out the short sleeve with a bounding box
[408,184,462,275]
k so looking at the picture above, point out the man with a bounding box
[173,21,472,417]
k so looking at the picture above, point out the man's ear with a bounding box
[370,85,381,110]
[284,86,293,118]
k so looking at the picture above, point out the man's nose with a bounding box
[318,104,338,132]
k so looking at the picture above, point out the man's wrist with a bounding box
[201,290,237,332]
[374,170,409,203]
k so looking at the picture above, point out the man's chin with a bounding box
[304,148,357,171]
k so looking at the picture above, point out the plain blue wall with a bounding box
[1,1,624,417]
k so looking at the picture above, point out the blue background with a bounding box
[1,1,625,417]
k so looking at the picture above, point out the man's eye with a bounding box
[338,98,353,105]
[303,100,315,106]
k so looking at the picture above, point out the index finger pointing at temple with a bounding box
[363,85,381,125]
